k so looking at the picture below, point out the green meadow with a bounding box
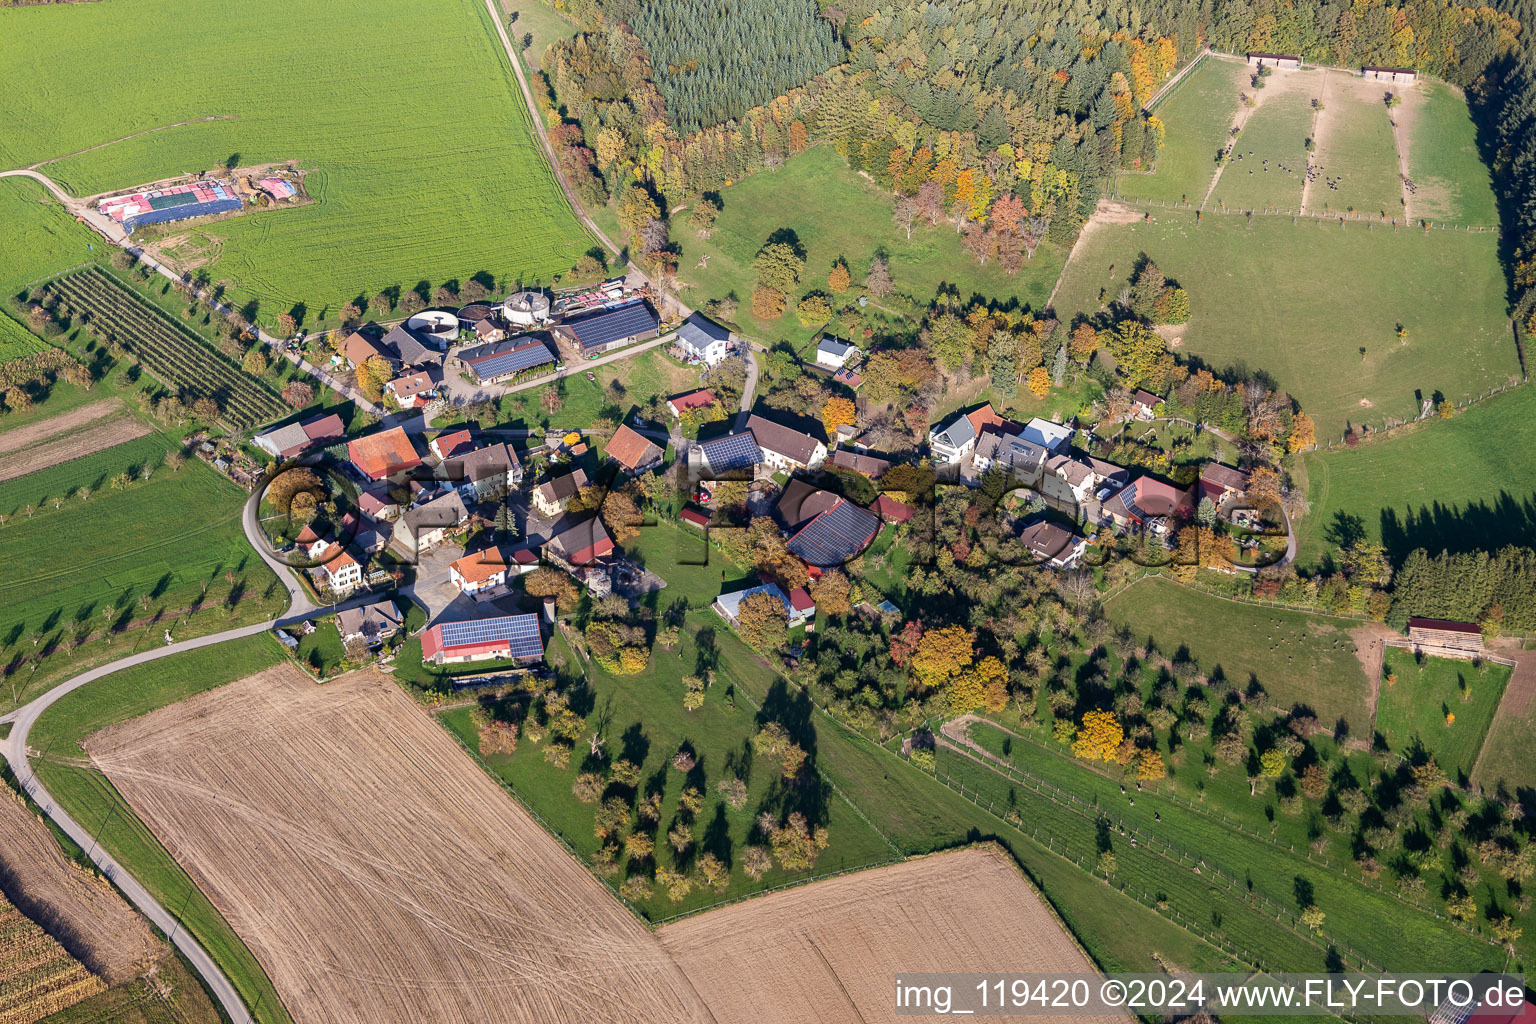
[1118,56,1244,205]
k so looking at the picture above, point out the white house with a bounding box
[815,336,860,370]
[971,430,1047,478]
[674,312,734,365]
[1046,455,1130,504]
[441,443,522,501]
[746,414,827,472]
[450,550,513,600]
[318,543,363,593]
[928,412,978,464]
[1022,417,1073,454]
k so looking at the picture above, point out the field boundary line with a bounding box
[1108,191,1499,231]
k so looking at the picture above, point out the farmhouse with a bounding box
[1131,389,1161,420]
[667,389,718,418]
[543,517,614,569]
[471,317,507,344]
[928,404,1015,464]
[343,329,394,370]
[1200,462,1250,507]
[605,424,664,475]
[1102,476,1194,529]
[384,369,438,410]
[714,583,813,629]
[828,447,892,479]
[1018,520,1088,569]
[532,467,588,517]
[787,497,882,568]
[553,299,660,355]
[420,613,544,665]
[972,429,1047,479]
[253,412,345,460]
[815,336,860,370]
[430,429,477,461]
[391,489,469,553]
[774,479,842,533]
[457,334,558,384]
[746,413,827,471]
[441,443,522,500]
[450,549,515,600]
[674,312,733,365]
[382,323,444,368]
[348,427,423,481]
[1406,618,1486,659]
[1248,52,1301,69]
[315,543,363,594]
[693,430,763,477]
[1363,66,1417,83]
[335,599,401,646]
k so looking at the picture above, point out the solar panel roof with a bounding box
[698,430,760,471]
[564,300,659,349]
[437,614,543,659]
[787,499,881,566]
[465,338,556,380]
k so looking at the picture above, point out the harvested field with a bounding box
[0,791,160,984]
[0,406,150,484]
[658,845,1126,1024]
[0,891,104,1024]
[86,664,712,1024]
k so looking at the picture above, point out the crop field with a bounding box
[673,146,1067,341]
[0,0,592,328]
[1209,71,1317,211]
[0,791,161,985]
[1406,83,1498,225]
[1309,73,1403,219]
[1103,576,1372,728]
[1117,56,1245,205]
[1376,649,1510,782]
[0,315,47,365]
[1294,384,1536,566]
[42,268,285,428]
[88,664,714,1024]
[1049,208,1516,436]
[0,179,94,300]
[658,846,1123,1023]
[0,893,103,1024]
[0,408,150,484]
[0,441,284,713]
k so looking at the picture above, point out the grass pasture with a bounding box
[1209,72,1317,211]
[1103,576,1372,729]
[1472,669,1536,797]
[0,311,49,362]
[0,0,592,328]
[1049,210,1517,437]
[1311,73,1403,218]
[0,178,96,297]
[1406,82,1499,225]
[673,146,1067,342]
[1118,56,1245,205]
[490,346,702,430]
[1376,649,1509,782]
[1295,384,1536,566]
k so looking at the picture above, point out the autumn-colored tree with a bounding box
[696,852,729,891]
[889,619,923,667]
[747,517,809,591]
[1072,711,1123,761]
[1027,366,1051,397]
[810,569,851,616]
[763,811,829,871]
[242,347,268,376]
[1068,323,1098,363]
[599,489,644,543]
[742,845,772,880]
[821,396,856,438]
[989,193,1026,234]
[1259,749,1288,778]
[910,625,975,690]
[737,589,789,651]
[947,655,1008,714]
[752,286,786,319]
[355,355,393,402]
[1137,749,1167,781]
[276,312,297,337]
[796,292,833,327]
[1246,466,1282,510]
[267,467,324,517]
[828,261,851,293]
[524,567,579,612]
[754,242,804,293]
[863,348,937,403]
[281,381,314,408]
[1287,411,1316,452]
[865,256,893,297]
[753,722,807,779]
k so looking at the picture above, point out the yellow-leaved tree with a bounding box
[1072,710,1123,761]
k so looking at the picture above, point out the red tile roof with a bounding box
[872,494,914,523]
[451,551,509,585]
[680,508,709,527]
[348,427,422,481]
[668,389,717,412]
[605,423,663,471]
[432,429,475,460]
[789,587,815,612]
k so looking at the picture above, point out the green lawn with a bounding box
[0,0,592,329]
[672,146,1067,342]
[1103,576,1372,729]
[1312,76,1403,219]
[1049,211,1517,437]
[0,178,97,297]
[492,347,703,429]
[1407,82,1499,226]
[0,435,285,713]
[1118,56,1245,205]
[1471,677,1536,797]
[29,635,292,1024]
[1209,75,1317,211]
[507,0,578,72]
[1295,383,1536,567]
[1376,649,1509,782]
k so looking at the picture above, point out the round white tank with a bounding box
[502,291,551,326]
[407,311,459,339]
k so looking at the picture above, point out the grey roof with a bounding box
[930,412,976,451]
[383,323,443,366]
[443,443,521,485]
[535,467,587,506]
[400,489,468,531]
[745,414,822,465]
[817,336,857,359]
[336,600,402,641]
[676,312,731,356]
[697,431,761,472]
[974,430,1047,476]
[787,499,881,567]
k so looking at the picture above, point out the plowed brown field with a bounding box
[86,665,713,1024]
[0,792,160,984]
[660,846,1126,1024]
[0,403,150,484]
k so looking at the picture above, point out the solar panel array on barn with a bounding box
[562,300,659,350]
[432,614,543,659]
[787,499,881,566]
[698,431,761,472]
[99,180,243,234]
[461,335,556,381]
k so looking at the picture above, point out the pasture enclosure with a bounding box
[42,268,285,428]
[1049,207,1516,437]
[1308,71,1403,219]
[87,665,715,1024]
[1406,82,1499,225]
[0,790,161,984]
[1376,649,1509,781]
[0,0,593,324]
[1471,658,1536,795]
[1118,57,1245,205]
[0,891,104,1024]
[658,846,1126,1023]
[1209,71,1316,211]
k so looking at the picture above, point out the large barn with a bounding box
[420,614,544,665]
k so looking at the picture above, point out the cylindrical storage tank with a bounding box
[456,303,497,330]
[502,291,551,326]
[408,310,460,340]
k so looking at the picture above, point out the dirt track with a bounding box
[86,665,713,1024]
[0,400,124,457]
[659,846,1128,1024]
[0,404,150,484]
[0,792,160,984]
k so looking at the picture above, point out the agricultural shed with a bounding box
[667,389,717,417]
[1406,618,1486,659]
[787,498,881,567]
[553,299,660,354]
[1247,52,1301,69]
[458,334,557,384]
[1363,66,1417,83]
[421,613,543,664]
[543,517,614,568]
[348,427,423,481]
[605,424,663,474]
[253,412,345,460]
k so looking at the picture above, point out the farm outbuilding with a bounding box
[98,179,243,233]
[1363,66,1417,84]
[1247,52,1301,69]
[457,333,558,384]
[1405,618,1485,659]
[502,291,552,326]
[553,299,660,355]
